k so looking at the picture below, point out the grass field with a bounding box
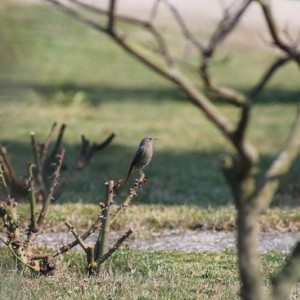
[1,3,299,206]
[1,2,300,298]
[2,247,299,300]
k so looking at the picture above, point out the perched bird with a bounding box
[125,136,157,184]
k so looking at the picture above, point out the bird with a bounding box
[125,136,157,184]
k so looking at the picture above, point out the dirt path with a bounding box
[130,230,300,253]
[1,230,299,253]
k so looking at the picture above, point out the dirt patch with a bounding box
[1,230,299,253]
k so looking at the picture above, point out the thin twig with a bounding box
[200,57,247,106]
[46,124,66,167]
[110,173,145,225]
[68,0,175,66]
[160,0,204,51]
[54,133,115,200]
[199,0,252,106]
[256,0,290,52]
[37,149,65,227]
[0,237,37,271]
[250,56,293,99]
[256,0,300,69]
[31,132,41,170]
[27,163,38,233]
[0,145,19,189]
[206,0,252,56]
[46,0,107,32]
[149,0,160,22]
[52,213,103,257]
[0,163,11,199]
[65,221,89,254]
[40,122,57,166]
[97,229,133,266]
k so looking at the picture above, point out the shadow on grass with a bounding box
[0,81,185,104]
[1,139,299,208]
[211,88,300,105]
[0,80,299,105]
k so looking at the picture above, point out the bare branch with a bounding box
[107,0,117,33]
[0,145,19,189]
[254,104,300,213]
[52,210,103,257]
[45,0,234,140]
[26,164,38,254]
[256,0,290,53]
[27,163,38,235]
[160,0,204,52]
[250,56,293,99]
[206,0,252,56]
[45,0,107,33]
[90,132,116,153]
[200,58,247,106]
[65,221,89,254]
[30,132,40,169]
[68,0,175,67]
[95,180,114,267]
[39,122,57,166]
[232,107,259,179]
[97,229,133,266]
[110,173,146,225]
[149,0,160,22]
[256,0,300,68]
[37,149,65,227]
[271,242,300,300]
[45,123,66,168]
[199,0,252,106]
[0,237,37,272]
[113,34,235,137]
[283,23,298,50]
[0,164,11,199]
[54,133,115,200]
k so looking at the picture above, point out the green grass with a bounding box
[0,5,299,207]
[0,4,300,207]
[1,3,300,299]
[9,203,300,235]
[0,2,300,214]
[1,247,298,300]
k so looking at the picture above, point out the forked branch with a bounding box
[54,132,115,199]
[45,0,235,141]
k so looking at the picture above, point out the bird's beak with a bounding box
[153,138,158,141]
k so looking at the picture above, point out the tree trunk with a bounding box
[237,203,265,300]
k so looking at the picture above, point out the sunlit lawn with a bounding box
[1,2,300,299]
[1,3,299,207]
[2,247,299,300]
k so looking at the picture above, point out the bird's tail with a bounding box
[124,166,135,185]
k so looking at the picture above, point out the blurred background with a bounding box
[1,0,300,206]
